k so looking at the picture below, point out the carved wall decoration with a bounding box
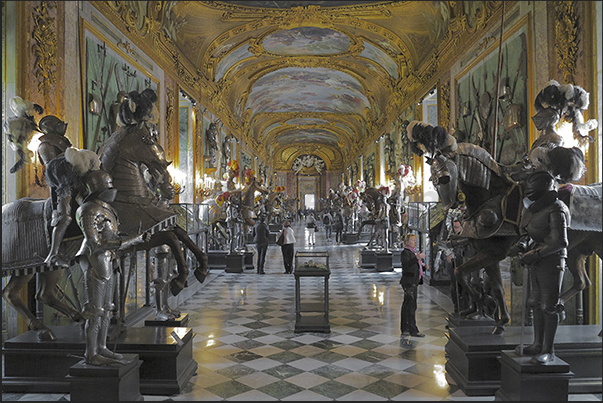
[438,79,451,131]
[291,154,326,174]
[32,1,58,108]
[553,1,578,83]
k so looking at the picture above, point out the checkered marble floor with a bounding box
[3,221,601,401]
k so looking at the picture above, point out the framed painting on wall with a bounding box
[454,15,530,165]
[80,20,159,154]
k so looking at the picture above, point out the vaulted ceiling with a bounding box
[96,1,505,172]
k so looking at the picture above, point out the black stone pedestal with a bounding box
[445,325,602,396]
[375,251,393,272]
[391,248,401,268]
[360,249,376,269]
[495,351,573,401]
[343,233,358,244]
[225,252,244,273]
[269,223,283,232]
[207,250,228,270]
[244,250,254,270]
[68,354,143,401]
[2,324,197,395]
[447,312,496,328]
[145,312,189,327]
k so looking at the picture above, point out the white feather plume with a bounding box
[64,147,101,176]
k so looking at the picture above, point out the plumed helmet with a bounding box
[82,169,114,196]
[524,171,556,201]
[39,115,68,136]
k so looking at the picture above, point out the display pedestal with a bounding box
[445,325,602,396]
[360,249,376,269]
[269,223,283,232]
[207,250,228,270]
[145,312,189,327]
[391,248,401,268]
[342,232,358,244]
[2,324,197,395]
[68,354,143,401]
[447,312,496,328]
[225,252,244,273]
[244,250,254,270]
[375,251,393,272]
[494,351,573,401]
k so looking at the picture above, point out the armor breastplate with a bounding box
[38,133,72,163]
[521,200,569,257]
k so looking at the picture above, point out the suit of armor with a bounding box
[37,116,74,268]
[75,170,146,366]
[514,171,569,365]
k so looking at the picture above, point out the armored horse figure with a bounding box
[100,89,208,319]
[408,118,601,334]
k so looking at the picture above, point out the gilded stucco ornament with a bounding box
[439,80,451,131]
[32,1,58,106]
[554,1,578,83]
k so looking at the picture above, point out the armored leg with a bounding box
[44,194,73,268]
[153,246,180,321]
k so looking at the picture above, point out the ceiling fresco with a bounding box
[262,27,351,55]
[95,1,504,171]
[246,67,370,115]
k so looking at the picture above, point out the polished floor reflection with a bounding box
[3,221,601,401]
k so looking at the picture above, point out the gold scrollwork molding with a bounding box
[32,1,58,107]
[166,85,175,155]
[438,79,451,131]
[553,1,578,83]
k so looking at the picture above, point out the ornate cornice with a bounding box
[32,1,58,107]
[553,1,578,83]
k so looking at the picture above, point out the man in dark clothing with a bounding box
[252,214,270,274]
[333,209,345,244]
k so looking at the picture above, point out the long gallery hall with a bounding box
[2,1,602,402]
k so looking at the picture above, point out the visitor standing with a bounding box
[306,213,317,246]
[400,233,426,337]
[252,214,270,274]
[279,220,296,274]
[333,209,345,244]
[323,210,333,241]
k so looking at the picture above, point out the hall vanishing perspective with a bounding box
[2,1,602,401]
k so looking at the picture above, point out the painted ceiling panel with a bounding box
[276,128,340,146]
[247,67,370,116]
[360,41,398,79]
[262,27,350,55]
[215,43,254,81]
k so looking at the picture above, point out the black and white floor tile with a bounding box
[3,221,601,401]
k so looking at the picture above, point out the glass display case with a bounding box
[294,251,330,333]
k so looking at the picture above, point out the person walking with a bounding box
[333,209,345,244]
[279,220,296,274]
[323,210,333,241]
[400,233,426,337]
[252,214,270,274]
[306,213,317,246]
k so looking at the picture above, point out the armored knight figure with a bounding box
[512,170,569,365]
[75,169,149,366]
[37,115,75,268]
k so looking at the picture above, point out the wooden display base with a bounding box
[225,252,244,273]
[447,312,496,328]
[494,351,573,401]
[207,250,228,270]
[145,312,189,327]
[68,354,143,401]
[445,325,602,396]
[360,249,376,269]
[244,250,254,270]
[269,223,283,232]
[391,248,401,268]
[375,251,393,272]
[2,324,197,396]
[342,232,358,244]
